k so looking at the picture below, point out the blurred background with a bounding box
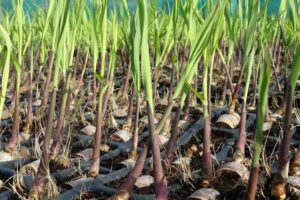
[0,0,281,15]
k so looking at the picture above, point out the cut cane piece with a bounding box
[288,176,300,198]
[217,161,249,181]
[76,148,93,161]
[178,120,191,131]
[23,159,40,174]
[110,130,132,142]
[112,109,127,118]
[135,175,154,188]
[1,109,11,120]
[65,177,94,188]
[188,188,220,200]
[80,125,96,135]
[32,99,42,107]
[19,132,31,143]
[0,152,13,162]
[173,157,192,166]
[263,122,273,132]
[216,112,240,129]
[15,147,30,159]
[120,158,136,168]
[158,134,169,146]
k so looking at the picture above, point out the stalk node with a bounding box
[233,149,245,163]
[53,155,71,169]
[87,170,98,178]
[271,174,287,200]
[201,178,210,188]
[291,157,300,176]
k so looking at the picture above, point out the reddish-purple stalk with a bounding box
[6,58,24,152]
[277,77,288,115]
[147,103,168,200]
[277,86,293,172]
[123,88,134,131]
[219,53,234,93]
[63,71,77,118]
[219,77,228,106]
[131,92,175,160]
[5,79,20,153]
[65,57,87,116]
[23,72,33,132]
[228,82,242,113]
[41,51,55,106]
[20,47,41,98]
[202,105,213,184]
[228,49,246,113]
[23,47,40,132]
[271,85,294,198]
[246,166,259,199]
[89,84,111,177]
[89,88,104,177]
[165,106,181,163]
[26,73,33,131]
[120,67,131,98]
[235,101,247,160]
[75,65,86,95]
[30,87,57,198]
[130,92,140,159]
[108,147,147,200]
[50,74,71,158]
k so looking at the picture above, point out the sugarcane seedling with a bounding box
[138,0,167,198]
[247,51,271,200]
[49,73,72,160]
[107,147,147,200]
[29,1,70,197]
[40,0,60,107]
[164,1,226,170]
[6,0,24,153]
[23,34,34,133]
[128,9,141,160]
[271,47,300,200]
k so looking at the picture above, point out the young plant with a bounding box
[30,1,71,198]
[107,147,148,200]
[271,47,300,199]
[234,2,259,160]
[138,0,168,198]
[6,0,24,153]
[50,0,87,159]
[129,10,141,159]
[88,0,109,177]
[0,25,12,122]
[41,0,61,107]
[247,53,271,200]
[165,1,226,170]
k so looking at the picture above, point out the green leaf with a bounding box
[10,52,21,73]
[184,81,205,103]
[243,46,256,101]
[0,25,11,122]
[290,46,300,90]
[138,0,154,112]
[252,52,271,167]
[95,73,104,83]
